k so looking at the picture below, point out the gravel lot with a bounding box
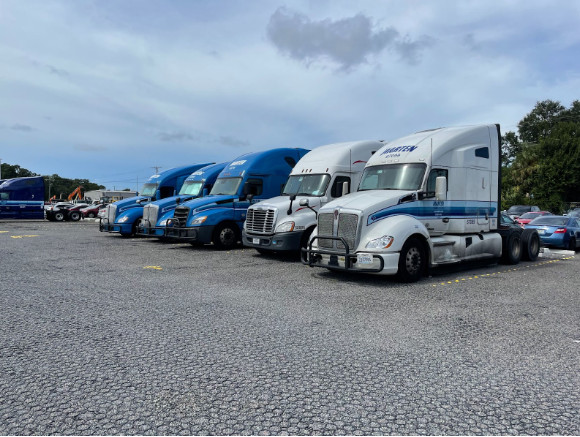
[1,220,579,435]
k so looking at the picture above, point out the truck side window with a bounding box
[475,147,489,159]
[426,169,448,196]
[245,178,263,196]
[159,186,174,199]
[331,176,351,198]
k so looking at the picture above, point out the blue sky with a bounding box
[1,0,579,190]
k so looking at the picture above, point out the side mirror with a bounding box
[299,198,309,207]
[341,181,349,197]
[246,194,254,202]
[289,194,296,201]
[242,182,250,195]
[435,176,447,201]
[176,197,181,205]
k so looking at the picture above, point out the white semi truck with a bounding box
[302,125,541,282]
[242,140,383,254]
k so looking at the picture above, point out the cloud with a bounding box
[156,131,197,142]
[216,136,250,148]
[266,7,432,70]
[10,124,35,132]
[73,144,108,152]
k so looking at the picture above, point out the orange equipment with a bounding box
[67,186,83,201]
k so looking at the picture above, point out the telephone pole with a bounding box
[151,166,162,174]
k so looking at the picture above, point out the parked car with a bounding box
[506,205,540,220]
[45,202,74,221]
[525,215,580,251]
[45,202,88,221]
[515,211,552,227]
[500,212,521,229]
[566,208,580,218]
[80,203,107,218]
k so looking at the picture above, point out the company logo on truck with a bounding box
[380,145,418,159]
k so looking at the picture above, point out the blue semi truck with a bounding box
[0,176,45,219]
[159,148,310,249]
[137,162,228,237]
[100,163,212,237]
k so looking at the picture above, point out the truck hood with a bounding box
[114,196,149,212]
[253,195,324,214]
[180,194,238,215]
[320,190,414,215]
[151,194,201,213]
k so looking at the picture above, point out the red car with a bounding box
[80,204,107,218]
[516,211,552,228]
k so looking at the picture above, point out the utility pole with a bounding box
[151,166,162,174]
[0,158,2,180]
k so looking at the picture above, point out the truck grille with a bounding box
[317,213,334,248]
[246,208,276,234]
[106,204,117,222]
[317,212,359,250]
[337,213,358,250]
[173,206,190,227]
[143,204,159,225]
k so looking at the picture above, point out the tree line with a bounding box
[0,163,105,201]
[2,99,579,211]
[502,99,580,213]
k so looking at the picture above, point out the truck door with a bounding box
[475,146,491,228]
[423,168,449,236]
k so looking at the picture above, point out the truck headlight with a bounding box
[159,219,167,226]
[191,215,207,225]
[366,235,394,249]
[117,216,130,223]
[276,221,295,233]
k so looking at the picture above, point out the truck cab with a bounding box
[242,140,382,254]
[159,148,310,249]
[137,163,227,237]
[0,176,45,219]
[303,125,540,282]
[100,163,212,237]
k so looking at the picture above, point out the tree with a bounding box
[501,131,522,165]
[0,163,38,179]
[517,99,566,143]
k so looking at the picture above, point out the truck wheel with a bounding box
[568,237,577,252]
[54,212,65,221]
[501,229,521,264]
[300,227,315,262]
[69,211,81,222]
[397,237,425,283]
[213,223,239,249]
[88,212,96,218]
[521,229,540,261]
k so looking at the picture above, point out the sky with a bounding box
[1,0,579,191]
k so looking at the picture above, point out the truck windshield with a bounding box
[179,180,203,196]
[141,183,158,197]
[210,177,242,195]
[359,163,426,191]
[282,174,330,197]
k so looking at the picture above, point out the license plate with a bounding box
[357,253,373,264]
[252,238,260,244]
[537,229,545,235]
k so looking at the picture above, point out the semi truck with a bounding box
[100,163,212,237]
[137,162,227,237]
[303,125,541,282]
[0,176,45,219]
[159,147,310,249]
[242,140,382,254]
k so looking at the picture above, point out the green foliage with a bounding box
[0,163,38,179]
[503,100,580,213]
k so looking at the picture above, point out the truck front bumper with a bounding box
[99,219,127,234]
[136,220,164,237]
[302,236,399,274]
[163,224,214,243]
[242,230,302,252]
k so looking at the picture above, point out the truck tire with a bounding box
[69,211,81,222]
[501,229,521,264]
[568,237,577,252]
[397,237,425,283]
[521,229,540,261]
[87,212,96,218]
[213,222,239,250]
[54,212,65,221]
